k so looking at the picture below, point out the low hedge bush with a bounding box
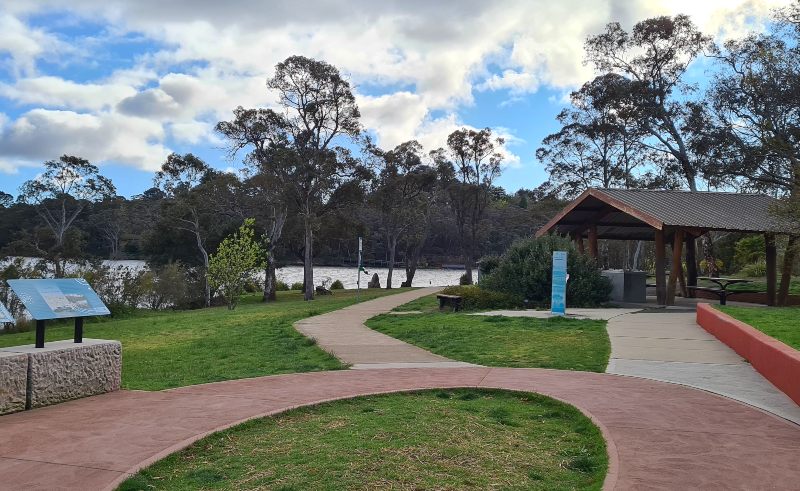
[481,235,611,307]
[440,285,522,311]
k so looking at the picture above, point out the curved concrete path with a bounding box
[295,287,476,369]
[1,367,799,490]
[606,310,800,425]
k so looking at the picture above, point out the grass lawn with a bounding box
[370,310,610,372]
[718,305,800,351]
[0,289,409,390]
[390,292,440,312]
[120,389,607,491]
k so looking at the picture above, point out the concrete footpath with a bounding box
[295,287,475,369]
[606,311,800,424]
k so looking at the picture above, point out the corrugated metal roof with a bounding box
[596,188,781,231]
[536,188,785,239]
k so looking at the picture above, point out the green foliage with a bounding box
[290,282,304,290]
[121,390,607,490]
[330,279,344,289]
[700,258,724,275]
[481,235,611,307]
[275,280,289,291]
[734,235,766,269]
[459,272,471,285]
[739,261,768,278]
[440,285,522,311]
[478,255,501,276]
[207,219,265,310]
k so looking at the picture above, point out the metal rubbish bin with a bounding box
[601,270,647,303]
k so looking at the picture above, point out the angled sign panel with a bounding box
[0,301,13,323]
[7,278,110,320]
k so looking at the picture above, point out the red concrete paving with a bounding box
[0,367,799,490]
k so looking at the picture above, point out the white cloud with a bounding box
[0,109,169,171]
[0,13,69,76]
[0,76,136,111]
[478,70,541,94]
[0,0,792,176]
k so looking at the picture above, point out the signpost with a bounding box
[7,278,110,348]
[0,301,13,324]
[551,251,567,316]
[356,237,363,303]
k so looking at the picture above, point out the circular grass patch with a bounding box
[119,389,607,490]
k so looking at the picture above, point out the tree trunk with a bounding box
[202,252,210,308]
[701,233,717,277]
[386,235,397,289]
[632,240,643,270]
[778,235,798,306]
[463,256,474,284]
[303,217,314,301]
[263,252,277,302]
[402,256,419,287]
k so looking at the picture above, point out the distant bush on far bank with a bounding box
[481,235,611,307]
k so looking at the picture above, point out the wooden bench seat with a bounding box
[437,294,463,312]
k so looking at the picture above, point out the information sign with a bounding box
[0,301,13,323]
[551,251,567,316]
[7,278,110,321]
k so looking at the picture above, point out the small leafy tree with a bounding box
[207,219,265,310]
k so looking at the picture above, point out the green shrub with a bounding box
[290,282,304,290]
[330,279,344,289]
[275,280,289,291]
[700,258,724,275]
[440,285,522,311]
[459,273,472,285]
[480,235,611,307]
[478,255,501,276]
[739,260,768,278]
[734,235,765,269]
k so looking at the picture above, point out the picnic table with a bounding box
[688,277,756,305]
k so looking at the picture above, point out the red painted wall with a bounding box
[697,303,800,406]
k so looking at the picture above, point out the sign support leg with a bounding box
[74,317,84,343]
[35,320,46,348]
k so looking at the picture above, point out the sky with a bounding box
[0,0,792,197]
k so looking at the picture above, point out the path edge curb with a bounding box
[696,303,800,406]
[103,373,620,491]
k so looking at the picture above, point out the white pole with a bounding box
[357,237,363,302]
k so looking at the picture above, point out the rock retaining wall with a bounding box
[0,339,121,410]
[0,352,28,415]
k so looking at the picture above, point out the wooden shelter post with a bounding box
[685,235,698,297]
[588,225,599,259]
[655,228,667,305]
[667,229,685,305]
[572,233,585,254]
[765,233,777,306]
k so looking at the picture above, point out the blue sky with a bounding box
[0,0,788,197]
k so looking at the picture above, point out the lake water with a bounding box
[3,258,474,289]
[276,265,476,289]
